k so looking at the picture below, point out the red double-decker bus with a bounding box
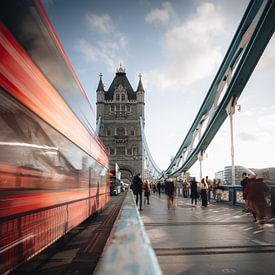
[0,1,110,273]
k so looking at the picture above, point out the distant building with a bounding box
[215,170,225,183]
[215,166,253,185]
[96,66,145,182]
[215,166,275,185]
[250,167,275,185]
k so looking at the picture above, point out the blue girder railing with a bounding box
[140,117,162,179]
[165,0,275,177]
[210,185,275,215]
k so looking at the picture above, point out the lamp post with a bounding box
[226,97,240,185]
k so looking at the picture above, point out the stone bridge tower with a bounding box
[96,66,145,182]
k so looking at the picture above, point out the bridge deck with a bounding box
[140,194,275,275]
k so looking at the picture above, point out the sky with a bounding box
[42,0,275,179]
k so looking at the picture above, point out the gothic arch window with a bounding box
[116,127,125,136]
[116,146,125,155]
[116,94,120,101]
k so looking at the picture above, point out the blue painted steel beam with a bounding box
[166,0,275,177]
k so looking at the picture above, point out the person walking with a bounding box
[165,178,175,209]
[182,180,189,198]
[240,172,249,212]
[190,177,198,206]
[132,173,143,211]
[200,178,208,207]
[144,179,151,205]
[157,181,161,198]
[244,174,270,222]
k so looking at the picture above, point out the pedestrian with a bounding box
[190,177,198,206]
[144,179,151,205]
[165,178,175,209]
[182,180,189,198]
[216,180,223,202]
[244,174,270,222]
[152,182,157,194]
[132,173,143,211]
[157,181,161,198]
[240,172,249,212]
[200,178,208,207]
[212,179,217,201]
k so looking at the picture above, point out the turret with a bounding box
[136,73,145,121]
[96,73,105,120]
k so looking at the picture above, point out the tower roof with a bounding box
[105,67,136,100]
[136,73,145,92]
[96,73,105,92]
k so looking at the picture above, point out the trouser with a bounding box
[201,189,208,206]
[158,189,161,198]
[136,192,142,210]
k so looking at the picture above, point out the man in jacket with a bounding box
[132,173,144,211]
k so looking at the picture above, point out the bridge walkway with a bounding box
[140,193,275,275]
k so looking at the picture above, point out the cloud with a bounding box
[75,39,124,72]
[237,132,258,142]
[75,12,128,71]
[145,2,176,25]
[85,12,127,48]
[144,2,228,91]
[86,13,113,34]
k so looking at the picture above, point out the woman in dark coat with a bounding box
[200,178,208,207]
[190,177,198,206]
[244,175,270,222]
[165,178,175,209]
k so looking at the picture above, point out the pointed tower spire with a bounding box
[96,72,105,92]
[137,73,144,92]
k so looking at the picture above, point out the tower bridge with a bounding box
[1,0,275,274]
[96,0,275,183]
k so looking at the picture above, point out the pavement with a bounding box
[11,193,126,275]
[140,193,275,275]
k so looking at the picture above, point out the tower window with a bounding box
[116,127,125,136]
[116,147,125,155]
[121,94,125,101]
[116,94,120,101]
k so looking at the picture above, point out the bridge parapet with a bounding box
[97,191,162,275]
[211,185,275,214]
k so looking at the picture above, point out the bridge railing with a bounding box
[97,191,162,275]
[209,185,275,214]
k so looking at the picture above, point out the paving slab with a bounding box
[140,194,275,275]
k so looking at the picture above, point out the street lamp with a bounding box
[226,97,240,185]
